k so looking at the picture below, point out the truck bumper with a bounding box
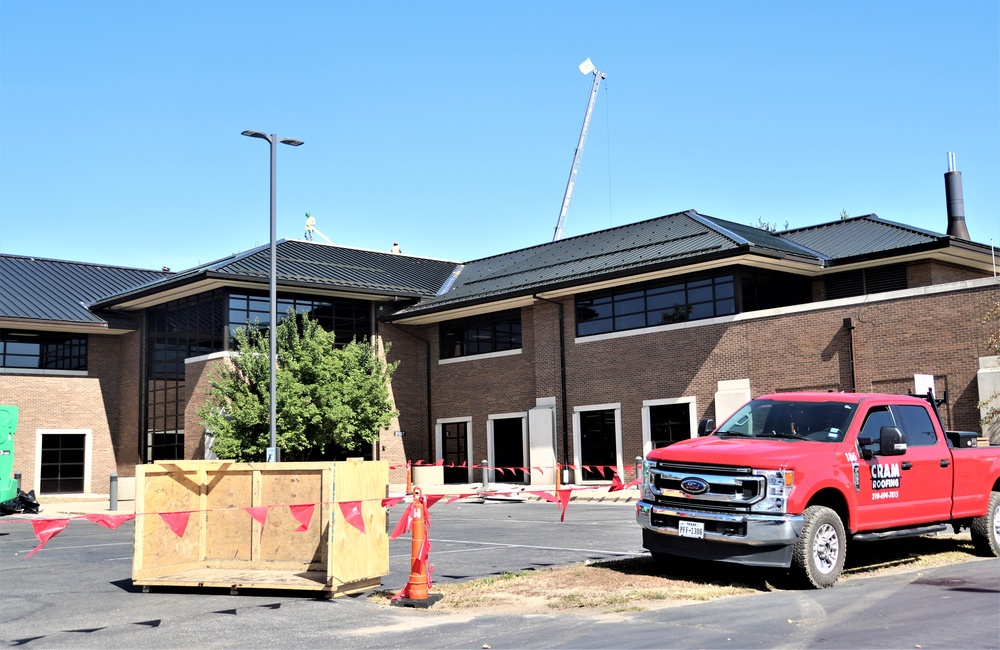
[636,500,804,568]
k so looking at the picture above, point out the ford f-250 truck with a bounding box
[636,392,1000,587]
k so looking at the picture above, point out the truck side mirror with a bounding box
[879,426,906,456]
[698,418,715,436]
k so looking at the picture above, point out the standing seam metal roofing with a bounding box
[779,215,943,259]
[389,210,825,316]
[89,240,460,309]
[0,254,171,323]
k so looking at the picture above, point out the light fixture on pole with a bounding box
[241,129,304,462]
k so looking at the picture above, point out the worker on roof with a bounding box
[391,241,401,254]
[304,212,316,241]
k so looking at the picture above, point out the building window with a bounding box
[576,271,736,336]
[440,309,522,359]
[144,291,227,462]
[1,330,87,370]
[228,292,372,348]
[40,432,86,493]
[824,264,907,300]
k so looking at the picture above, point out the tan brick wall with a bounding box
[0,374,118,494]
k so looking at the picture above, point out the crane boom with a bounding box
[552,64,606,242]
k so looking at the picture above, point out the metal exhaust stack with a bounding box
[944,152,971,240]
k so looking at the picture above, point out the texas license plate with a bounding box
[678,520,705,539]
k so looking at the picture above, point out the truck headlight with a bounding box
[751,469,793,513]
[641,459,656,501]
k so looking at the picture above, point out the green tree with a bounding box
[200,310,399,461]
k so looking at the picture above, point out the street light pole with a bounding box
[241,130,304,462]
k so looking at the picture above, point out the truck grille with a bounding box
[648,461,764,513]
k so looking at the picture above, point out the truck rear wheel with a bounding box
[792,505,845,588]
[970,491,1000,557]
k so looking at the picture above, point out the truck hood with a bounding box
[648,435,822,469]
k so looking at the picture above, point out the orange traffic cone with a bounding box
[392,487,438,607]
[405,487,429,600]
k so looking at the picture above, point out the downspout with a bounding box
[533,295,570,468]
[843,317,857,392]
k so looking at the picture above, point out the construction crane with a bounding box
[552,58,606,242]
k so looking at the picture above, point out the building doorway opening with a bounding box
[492,417,526,484]
[442,421,469,484]
[579,409,617,481]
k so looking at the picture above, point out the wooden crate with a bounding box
[132,459,388,597]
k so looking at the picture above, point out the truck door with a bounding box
[855,403,953,530]
[889,403,952,522]
[855,405,911,530]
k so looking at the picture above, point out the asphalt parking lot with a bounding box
[2,499,998,649]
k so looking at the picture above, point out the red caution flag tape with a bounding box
[556,489,572,522]
[289,504,314,532]
[159,511,191,538]
[83,513,136,529]
[390,502,414,540]
[339,501,366,534]
[25,518,70,557]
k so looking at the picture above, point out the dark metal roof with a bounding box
[0,254,170,324]
[92,240,459,309]
[779,215,943,260]
[390,210,823,318]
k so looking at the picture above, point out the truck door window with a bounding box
[891,404,937,446]
[858,406,894,453]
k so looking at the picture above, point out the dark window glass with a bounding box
[439,309,522,359]
[892,404,937,446]
[1,331,88,370]
[39,433,86,493]
[574,270,741,336]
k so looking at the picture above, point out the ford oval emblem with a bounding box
[680,477,710,495]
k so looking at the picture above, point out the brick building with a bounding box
[2,210,997,495]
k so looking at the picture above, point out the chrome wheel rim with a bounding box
[813,522,839,574]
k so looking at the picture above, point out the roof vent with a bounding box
[944,152,970,240]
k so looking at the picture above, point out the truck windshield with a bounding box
[714,399,858,442]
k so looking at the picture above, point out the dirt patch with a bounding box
[371,532,987,616]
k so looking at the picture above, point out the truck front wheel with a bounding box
[970,491,1000,557]
[792,505,846,588]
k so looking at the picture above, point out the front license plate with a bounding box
[678,520,705,539]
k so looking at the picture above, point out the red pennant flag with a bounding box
[526,490,558,503]
[83,513,136,529]
[289,504,315,532]
[382,496,405,508]
[244,506,269,528]
[414,459,426,465]
[424,494,445,509]
[390,502,415,540]
[566,464,578,470]
[435,459,444,466]
[445,493,475,505]
[556,489,572,522]
[339,501,366,534]
[159,511,191,538]
[24,518,70,557]
[609,473,625,492]
[532,466,544,475]
[624,477,641,489]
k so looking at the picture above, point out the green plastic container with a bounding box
[0,405,18,502]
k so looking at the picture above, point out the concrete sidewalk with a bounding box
[16,482,638,519]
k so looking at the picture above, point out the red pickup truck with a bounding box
[636,392,1000,587]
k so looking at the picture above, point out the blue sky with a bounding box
[1,1,997,272]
